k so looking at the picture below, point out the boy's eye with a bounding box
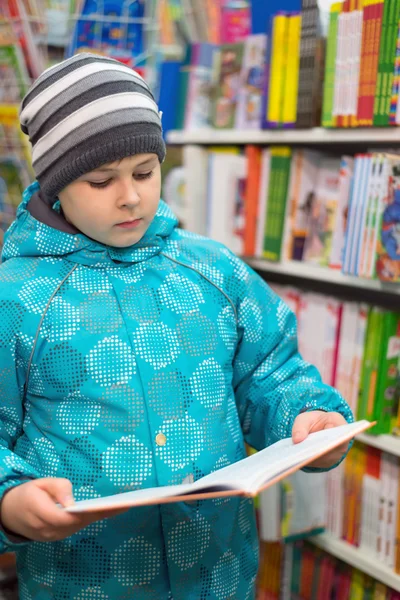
[135,171,153,181]
[88,179,112,189]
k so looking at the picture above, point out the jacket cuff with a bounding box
[0,480,34,551]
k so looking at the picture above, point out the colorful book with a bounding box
[375,154,400,282]
[262,147,292,262]
[184,43,216,130]
[303,157,341,267]
[282,149,321,262]
[211,42,244,128]
[374,0,400,125]
[329,155,354,270]
[322,2,342,127]
[282,12,302,128]
[235,34,267,129]
[373,312,400,435]
[357,0,385,126]
[357,307,385,422]
[296,0,323,128]
[243,145,262,257]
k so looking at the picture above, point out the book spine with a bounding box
[373,312,400,434]
[282,12,302,128]
[263,147,292,262]
[365,0,385,124]
[244,146,262,257]
[357,0,375,124]
[322,3,341,127]
[373,0,390,125]
[389,20,400,125]
[379,0,400,126]
[265,13,289,128]
[296,3,319,128]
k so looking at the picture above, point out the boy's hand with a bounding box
[0,478,128,542]
[292,410,349,469]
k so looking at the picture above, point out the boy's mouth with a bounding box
[116,219,142,229]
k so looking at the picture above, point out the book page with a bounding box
[66,420,371,513]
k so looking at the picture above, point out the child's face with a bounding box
[58,153,161,248]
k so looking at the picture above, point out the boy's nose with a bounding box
[118,184,140,208]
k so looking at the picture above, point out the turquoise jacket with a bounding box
[0,182,352,599]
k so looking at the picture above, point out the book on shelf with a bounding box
[65,420,371,513]
[258,538,400,599]
[183,144,400,283]
[271,283,400,436]
[210,42,244,129]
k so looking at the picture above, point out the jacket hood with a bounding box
[2,182,178,267]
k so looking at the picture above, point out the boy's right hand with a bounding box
[0,478,128,542]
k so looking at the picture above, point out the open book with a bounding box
[66,420,373,513]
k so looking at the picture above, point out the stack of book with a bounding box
[323,0,400,128]
[257,540,400,599]
[177,145,400,283]
[271,284,400,436]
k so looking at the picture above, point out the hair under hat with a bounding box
[20,53,166,202]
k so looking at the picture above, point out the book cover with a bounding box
[383,0,400,125]
[395,463,400,574]
[282,150,321,261]
[322,2,342,127]
[184,43,216,130]
[211,42,244,129]
[303,157,341,267]
[357,307,385,422]
[66,422,372,512]
[181,145,210,235]
[342,155,371,275]
[220,0,251,43]
[263,147,292,262]
[389,20,400,125]
[373,312,400,435]
[375,154,400,283]
[207,149,246,252]
[235,34,267,129]
[357,155,379,277]
[0,43,30,103]
[329,155,354,270]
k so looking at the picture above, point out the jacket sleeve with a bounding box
[0,313,40,552]
[229,255,354,456]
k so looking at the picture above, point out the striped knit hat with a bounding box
[19,53,166,201]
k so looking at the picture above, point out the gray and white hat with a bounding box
[20,53,166,201]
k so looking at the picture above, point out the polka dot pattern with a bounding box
[111,537,161,586]
[0,187,352,599]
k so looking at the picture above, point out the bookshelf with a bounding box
[167,128,400,146]
[356,433,400,457]
[311,534,400,592]
[245,258,400,296]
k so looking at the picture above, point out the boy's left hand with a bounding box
[292,410,349,469]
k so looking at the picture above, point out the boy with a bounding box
[0,53,352,599]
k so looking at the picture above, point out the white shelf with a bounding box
[167,127,400,145]
[311,534,400,591]
[356,433,400,457]
[246,258,400,295]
